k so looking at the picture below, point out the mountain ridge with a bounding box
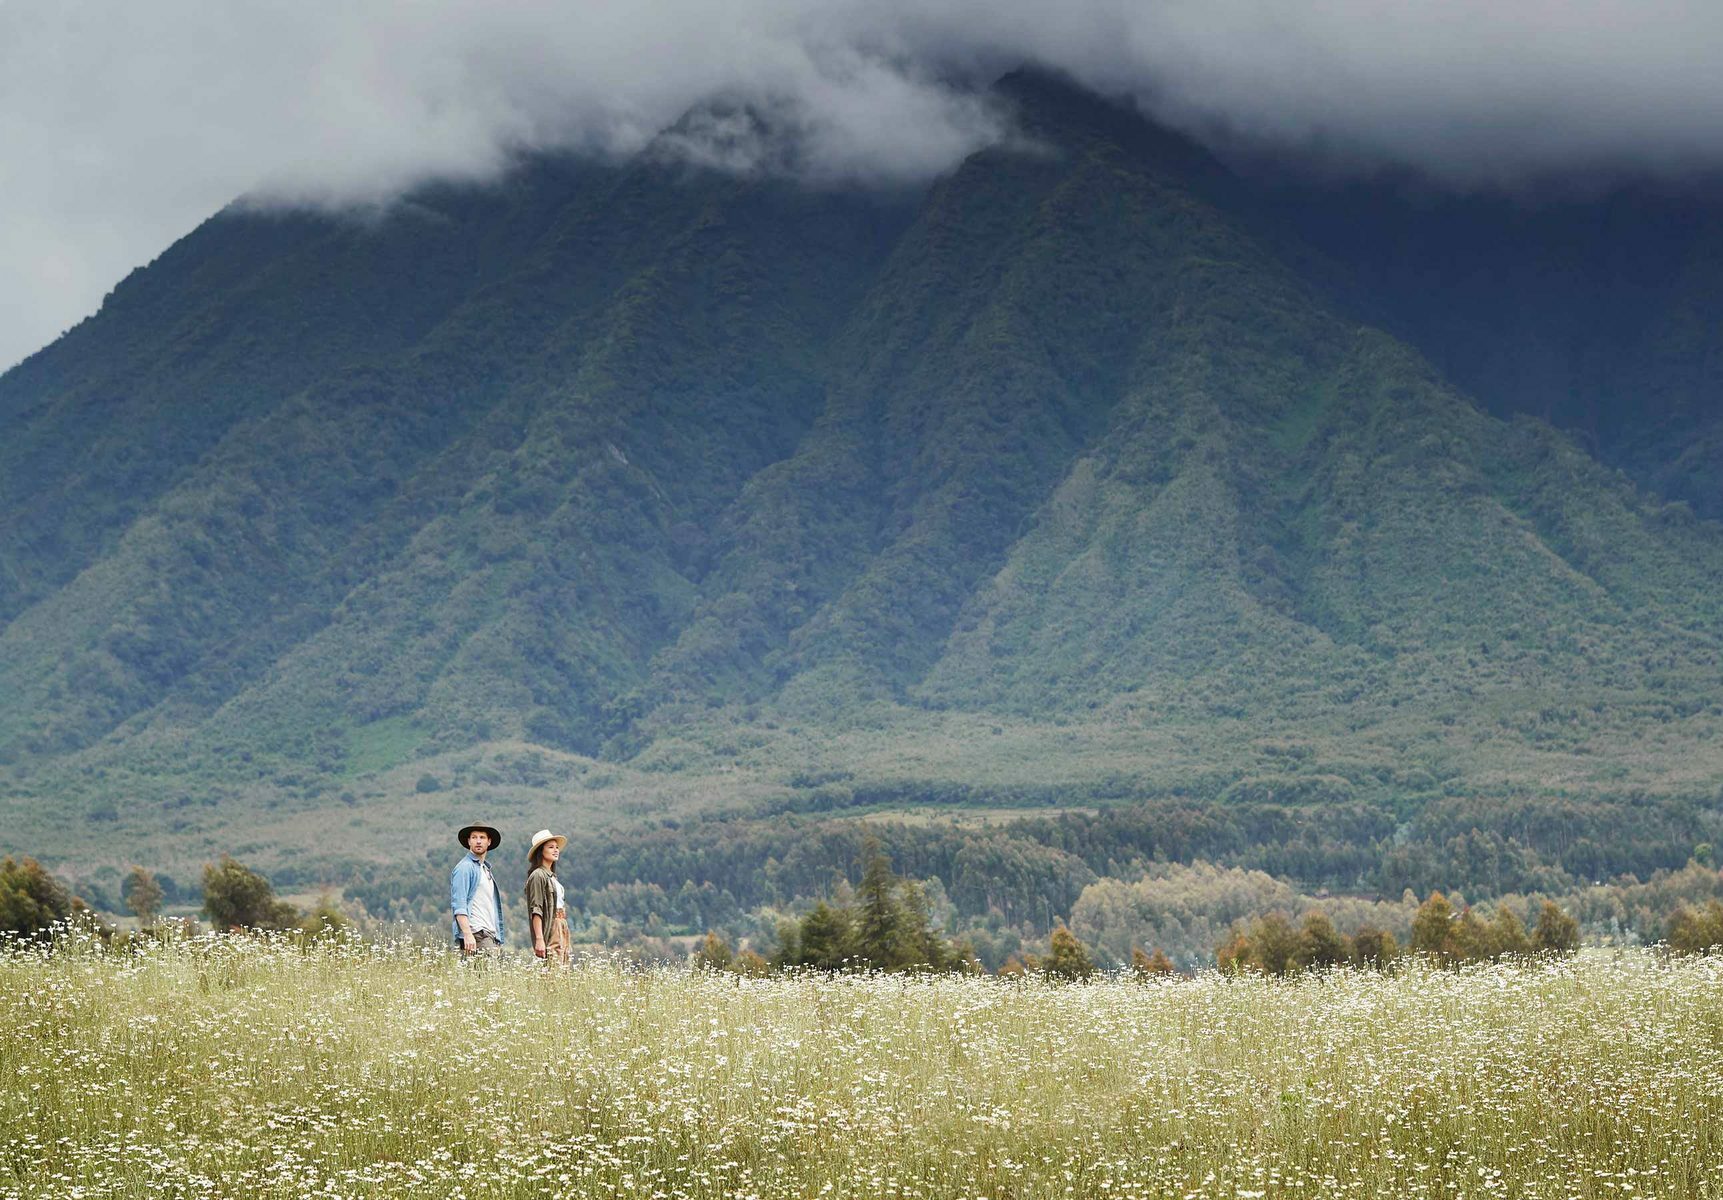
[1,70,1720,906]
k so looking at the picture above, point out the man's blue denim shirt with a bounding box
[450,852,507,947]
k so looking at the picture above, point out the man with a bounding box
[450,822,506,957]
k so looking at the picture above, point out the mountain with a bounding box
[1261,176,1723,519]
[1,71,1720,923]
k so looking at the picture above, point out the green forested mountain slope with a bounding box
[0,154,906,762]
[1,72,1720,904]
[0,165,600,625]
[1269,180,1723,518]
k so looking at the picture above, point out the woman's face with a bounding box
[542,841,561,866]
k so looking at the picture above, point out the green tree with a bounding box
[854,839,911,970]
[1250,912,1302,975]
[1132,946,1177,977]
[201,856,298,931]
[1042,922,1095,980]
[1294,911,1352,971]
[1352,926,1399,969]
[299,893,350,940]
[1449,907,1494,963]
[781,840,962,974]
[123,866,164,926]
[1489,906,1532,958]
[772,917,801,967]
[1667,900,1723,954]
[1216,914,1298,975]
[695,930,735,970]
[895,879,956,972]
[1532,900,1580,956]
[1411,891,1457,962]
[0,857,74,937]
[791,901,853,970]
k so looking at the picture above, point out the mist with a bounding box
[5,0,1723,370]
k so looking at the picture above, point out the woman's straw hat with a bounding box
[526,829,567,862]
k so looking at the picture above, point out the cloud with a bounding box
[4,0,1723,370]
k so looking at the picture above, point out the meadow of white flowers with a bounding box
[1,932,1719,1199]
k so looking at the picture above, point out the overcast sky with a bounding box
[4,0,1723,372]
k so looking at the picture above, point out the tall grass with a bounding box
[2,933,1721,1198]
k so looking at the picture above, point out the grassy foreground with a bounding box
[2,937,1721,1199]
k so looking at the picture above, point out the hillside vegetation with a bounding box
[1,72,1721,943]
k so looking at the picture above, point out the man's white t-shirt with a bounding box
[467,860,499,935]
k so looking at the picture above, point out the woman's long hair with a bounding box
[529,842,558,874]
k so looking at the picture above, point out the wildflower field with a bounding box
[2,937,1721,1199]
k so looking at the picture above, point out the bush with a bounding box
[1293,912,1351,970]
[774,840,967,973]
[123,867,164,925]
[0,857,75,936]
[694,931,734,970]
[299,894,350,941]
[1042,922,1095,980]
[1532,900,1580,956]
[1352,926,1399,969]
[1668,900,1723,954]
[201,857,299,931]
[1131,946,1177,977]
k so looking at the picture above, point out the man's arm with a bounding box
[450,861,477,953]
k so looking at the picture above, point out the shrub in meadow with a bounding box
[123,865,164,926]
[774,841,968,973]
[695,931,736,970]
[1218,911,1302,974]
[1131,946,1177,977]
[1042,922,1096,980]
[0,856,76,937]
[1532,899,1581,955]
[1409,892,1572,965]
[1352,924,1399,968]
[1489,905,1532,957]
[1293,911,1352,970]
[1449,906,1497,962]
[1668,899,1723,954]
[1411,890,1458,963]
[201,855,300,932]
[780,900,852,970]
[732,947,771,976]
[299,893,351,941]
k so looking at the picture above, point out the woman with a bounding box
[524,828,571,965]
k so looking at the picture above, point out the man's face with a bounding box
[467,830,490,856]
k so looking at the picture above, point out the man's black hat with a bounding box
[457,824,503,850]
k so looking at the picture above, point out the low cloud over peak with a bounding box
[5,0,1723,369]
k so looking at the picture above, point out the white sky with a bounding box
[4,0,1723,372]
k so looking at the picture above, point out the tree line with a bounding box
[543,794,1718,929]
[6,840,1722,976]
[1214,891,1581,975]
[0,855,346,942]
[681,855,1705,980]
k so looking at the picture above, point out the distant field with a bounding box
[834,805,1101,827]
[13,695,1723,892]
[3,936,1720,1198]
